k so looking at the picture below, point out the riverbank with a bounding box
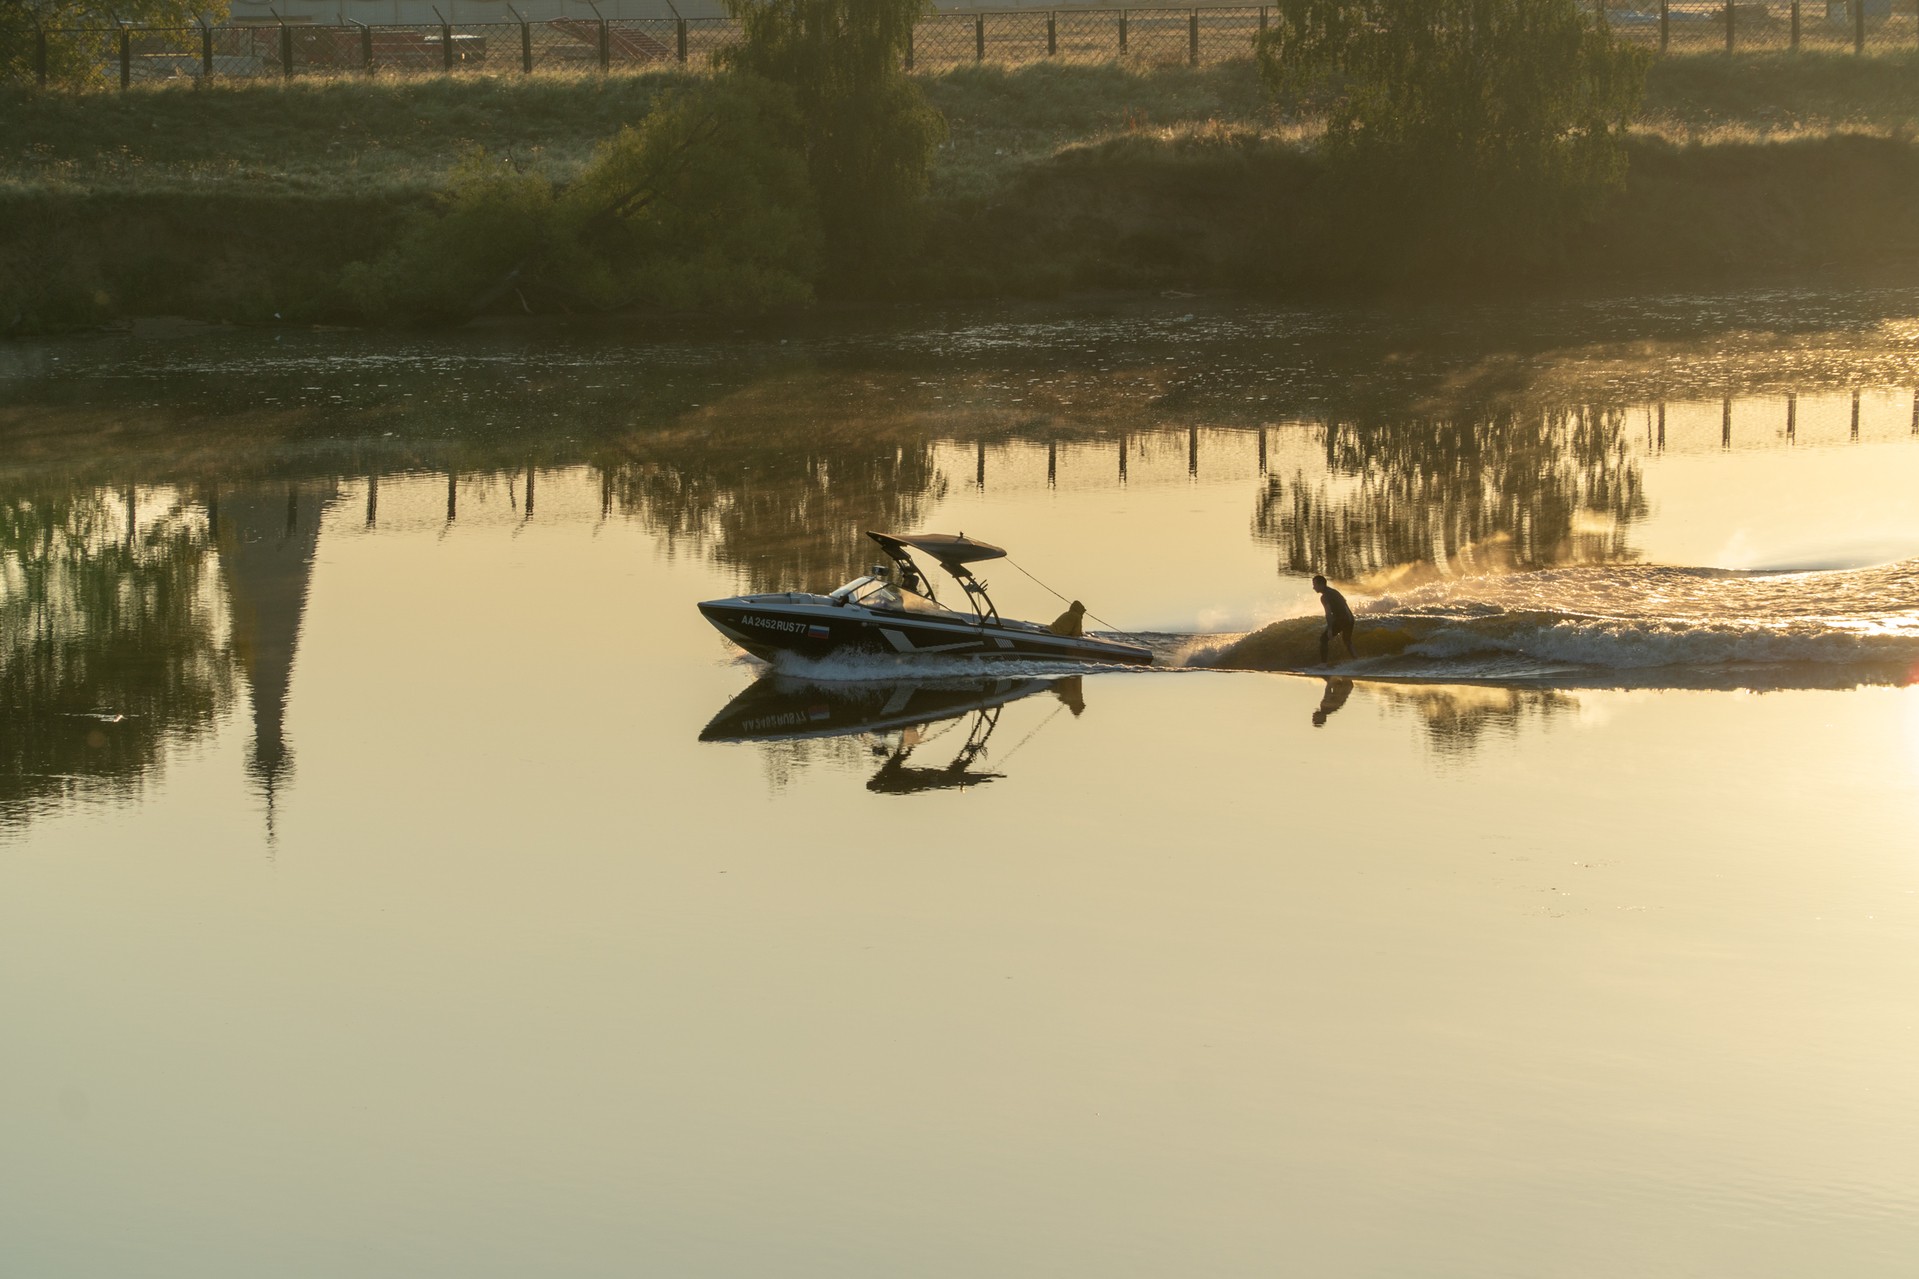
[5,53,1918,332]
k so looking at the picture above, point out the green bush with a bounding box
[1,0,224,86]
[345,76,821,323]
[1258,0,1648,276]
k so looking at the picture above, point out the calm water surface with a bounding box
[4,292,1919,1278]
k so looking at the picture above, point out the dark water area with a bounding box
[4,289,1919,1278]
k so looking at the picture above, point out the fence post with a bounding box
[1259,6,1268,35]
[1189,9,1199,65]
[1119,10,1128,55]
[1660,0,1669,50]
[1048,11,1057,56]
[1790,0,1799,47]
[677,17,687,63]
[598,18,609,70]
[201,20,213,78]
[442,19,454,71]
[1853,0,1864,52]
[905,23,913,70]
[1725,0,1734,51]
[975,13,984,61]
[359,20,372,71]
[280,22,293,77]
[507,3,530,73]
[119,24,130,89]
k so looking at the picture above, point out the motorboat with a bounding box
[699,673,1086,795]
[697,531,1153,666]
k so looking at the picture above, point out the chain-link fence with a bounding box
[9,3,1918,88]
[1609,0,1918,53]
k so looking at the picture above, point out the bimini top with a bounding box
[868,531,1008,569]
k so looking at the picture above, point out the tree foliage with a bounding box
[0,487,231,826]
[2,0,227,85]
[345,76,820,323]
[1257,0,1647,271]
[719,0,946,287]
[561,77,821,312]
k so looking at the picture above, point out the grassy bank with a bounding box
[4,52,1918,332]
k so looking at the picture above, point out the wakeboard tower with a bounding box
[697,531,1152,667]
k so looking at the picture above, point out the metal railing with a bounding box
[9,3,1918,88]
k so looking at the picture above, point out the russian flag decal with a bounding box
[807,624,831,639]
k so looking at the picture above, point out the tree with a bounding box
[345,76,821,323]
[2,0,226,85]
[1257,0,1646,273]
[557,75,821,313]
[719,0,946,288]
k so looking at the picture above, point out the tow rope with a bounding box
[1003,557,1131,636]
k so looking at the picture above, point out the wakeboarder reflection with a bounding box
[1312,678,1353,727]
[1313,574,1357,663]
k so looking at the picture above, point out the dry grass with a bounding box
[5,52,1919,331]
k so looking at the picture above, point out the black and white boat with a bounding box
[697,531,1153,666]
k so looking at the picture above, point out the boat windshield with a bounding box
[832,576,965,618]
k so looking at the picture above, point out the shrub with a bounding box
[345,76,821,323]
[1257,0,1648,275]
[2,0,225,86]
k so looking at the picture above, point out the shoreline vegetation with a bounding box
[4,52,1919,335]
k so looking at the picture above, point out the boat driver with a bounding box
[866,564,904,610]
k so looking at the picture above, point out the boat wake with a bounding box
[1208,559,1919,690]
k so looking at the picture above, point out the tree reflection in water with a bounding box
[1369,683,1580,757]
[1255,405,1647,585]
[0,481,336,837]
[0,488,230,826]
[592,374,949,594]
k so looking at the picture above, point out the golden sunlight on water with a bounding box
[5,296,1919,1277]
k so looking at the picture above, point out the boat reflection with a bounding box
[700,675,1085,795]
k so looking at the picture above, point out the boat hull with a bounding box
[698,595,1152,666]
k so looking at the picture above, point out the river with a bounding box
[4,290,1918,1278]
